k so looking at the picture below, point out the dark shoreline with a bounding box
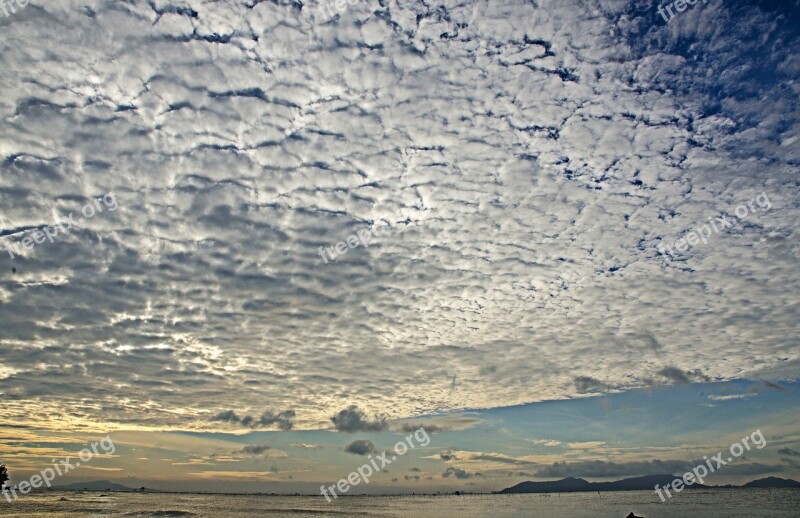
[31,487,800,497]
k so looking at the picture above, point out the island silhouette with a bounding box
[497,475,800,494]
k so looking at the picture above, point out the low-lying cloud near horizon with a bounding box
[0,0,798,436]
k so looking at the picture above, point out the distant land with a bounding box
[498,476,800,494]
[29,476,800,495]
[48,480,150,492]
[742,477,800,489]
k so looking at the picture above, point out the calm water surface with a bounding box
[1,489,798,517]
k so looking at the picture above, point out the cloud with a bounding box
[210,409,295,430]
[394,416,482,434]
[439,450,458,461]
[398,423,448,433]
[708,394,753,401]
[0,0,797,440]
[469,453,539,467]
[536,459,693,478]
[344,439,376,456]
[211,410,242,424]
[531,439,562,447]
[255,410,296,431]
[331,406,387,433]
[565,441,606,450]
[535,458,782,478]
[781,457,800,469]
[778,447,800,457]
[291,443,322,450]
[442,467,483,479]
[657,367,693,385]
[239,444,271,455]
[574,376,611,393]
[763,381,788,392]
[721,463,784,476]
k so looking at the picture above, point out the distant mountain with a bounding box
[497,475,800,494]
[499,475,800,494]
[742,477,800,489]
[593,474,707,491]
[499,476,594,493]
[50,480,137,491]
[499,475,701,494]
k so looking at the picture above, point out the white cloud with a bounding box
[708,394,754,401]
[0,0,797,433]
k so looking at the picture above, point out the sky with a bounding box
[0,0,798,495]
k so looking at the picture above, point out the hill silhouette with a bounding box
[50,480,137,491]
[498,475,799,494]
[742,477,800,489]
[498,475,696,493]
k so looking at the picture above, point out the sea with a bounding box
[0,489,798,517]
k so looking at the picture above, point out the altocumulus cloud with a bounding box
[344,439,377,456]
[658,367,702,385]
[0,0,797,434]
[399,423,448,433]
[536,459,694,478]
[574,376,612,394]
[439,450,458,461]
[291,443,323,450]
[443,467,483,479]
[239,444,272,455]
[211,409,295,430]
[331,406,387,433]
